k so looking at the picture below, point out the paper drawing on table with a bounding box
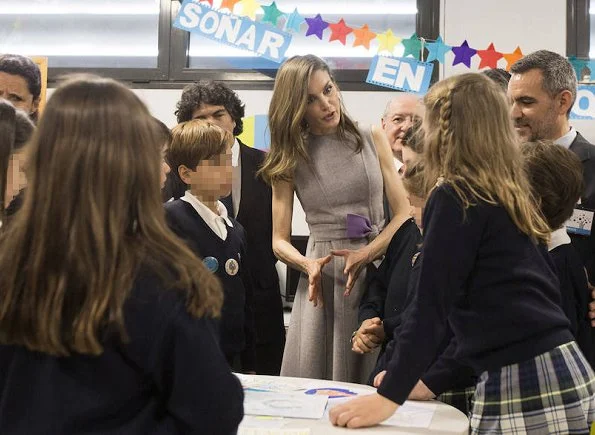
[381,401,437,428]
[244,391,328,419]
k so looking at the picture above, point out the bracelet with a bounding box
[350,330,358,343]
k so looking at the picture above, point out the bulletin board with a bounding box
[30,56,47,114]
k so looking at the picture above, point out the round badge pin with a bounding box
[203,256,219,273]
[225,258,239,276]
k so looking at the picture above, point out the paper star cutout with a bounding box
[199,0,213,5]
[305,14,329,40]
[376,29,401,54]
[328,19,353,45]
[401,33,422,59]
[283,8,304,33]
[220,0,241,12]
[476,43,503,69]
[503,46,523,71]
[238,0,261,20]
[352,24,376,50]
[426,36,451,63]
[451,40,477,68]
[261,2,284,26]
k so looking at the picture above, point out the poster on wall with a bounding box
[30,56,48,114]
[570,85,595,120]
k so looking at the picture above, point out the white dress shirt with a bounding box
[548,226,572,252]
[231,138,241,218]
[555,127,577,150]
[181,191,233,240]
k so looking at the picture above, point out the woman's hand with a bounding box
[331,247,371,295]
[329,393,398,428]
[305,255,332,307]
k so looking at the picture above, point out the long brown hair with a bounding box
[260,55,363,184]
[0,75,223,356]
[423,73,550,244]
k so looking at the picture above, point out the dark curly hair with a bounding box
[175,81,245,136]
[0,54,42,101]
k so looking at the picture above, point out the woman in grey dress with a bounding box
[260,55,411,383]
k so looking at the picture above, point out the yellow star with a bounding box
[376,29,401,54]
[238,0,261,20]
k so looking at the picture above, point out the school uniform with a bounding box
[549,227,594,367]
[0,268,244,435]
[359,218,422,359]
[164,193,256,372]
[378,183,595,433]
[364,222,477,415]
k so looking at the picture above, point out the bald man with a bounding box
[380,94,422,168]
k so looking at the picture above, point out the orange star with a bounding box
[352,24,376,50]
[503,46,523,71]
[220,0,241,12]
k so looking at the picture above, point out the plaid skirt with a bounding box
[438,386,476,416]
[470,341,595,434]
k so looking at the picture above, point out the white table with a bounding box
[237,375,469,435]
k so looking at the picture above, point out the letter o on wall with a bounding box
[199,11,219,34]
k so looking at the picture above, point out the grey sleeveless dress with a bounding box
[281,126,385,383]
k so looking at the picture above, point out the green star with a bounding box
[261,2,284,26]
[402,33,423,60]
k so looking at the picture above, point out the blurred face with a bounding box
[179,141,233,200]
[408,194,426,229]
[0,72,38,118]
[191,104,236,135]
[5,150,28,207]
[304,70,341,135]
[381,95,420,160]
[160,146,170,189]
[401,147,421,174]
[508,69,569,141]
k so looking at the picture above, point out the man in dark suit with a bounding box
[509,50,595,282]
[172,81,285,375]
[509,51,595,363]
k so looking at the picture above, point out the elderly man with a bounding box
[380,93,421,170]
[0,54,41,122]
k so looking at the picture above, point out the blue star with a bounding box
[426,36,451,63]
[283,8,304,33]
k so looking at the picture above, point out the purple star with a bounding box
[305,14,329,40]
[451,40,477,68]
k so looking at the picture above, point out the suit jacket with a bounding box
[568,132,595,285]
[236,140,285,346]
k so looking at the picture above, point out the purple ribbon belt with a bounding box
[346,213,380,239]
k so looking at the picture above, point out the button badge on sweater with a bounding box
[225,258,239,276]
[203,256,219,273]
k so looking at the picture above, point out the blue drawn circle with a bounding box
[304,387,357,398]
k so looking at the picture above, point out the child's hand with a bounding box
[329,393,398,428]
[352,318,383,354]
[331,247,371,295]
[408,380,436,400]
[305,255,332,307]
[373,370,386,387]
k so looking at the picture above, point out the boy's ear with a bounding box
[178,164,193,185]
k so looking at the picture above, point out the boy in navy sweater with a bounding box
[164,119,256,373]
[521,140,594,367]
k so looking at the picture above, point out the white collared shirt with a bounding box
[548,226,572,251]
[554,127,577,150]
[393,157,404,173]
[181,191,233,240]
[231,138,241,218]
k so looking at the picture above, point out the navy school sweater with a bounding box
[0,269,244,434]
[378,183,573,405]
[164,199,256,372]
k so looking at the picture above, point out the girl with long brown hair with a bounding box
[0,75,243,434]
[330,73,595,432]
[260,55,412,383]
